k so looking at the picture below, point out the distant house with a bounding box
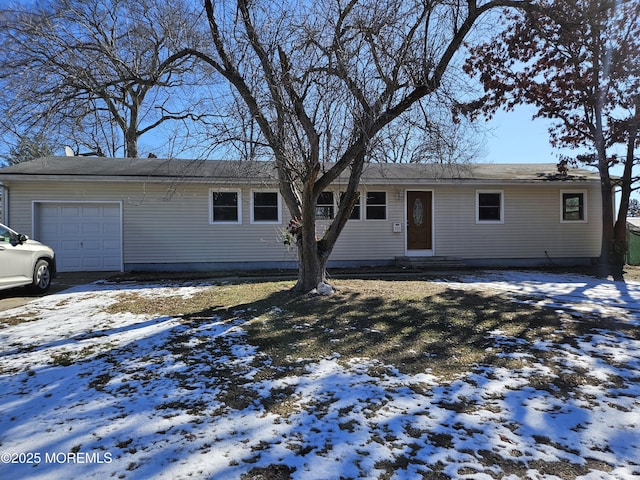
[0,157,602,273]
[627,218,640,265]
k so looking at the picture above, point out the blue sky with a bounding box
[481,105,573,165]
[486,105,637,207]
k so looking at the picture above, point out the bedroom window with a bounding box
[211,190,241,223]
[316,192,335,220]
[476,191,503,223]
[252,191,280,223]
[339,192,361,220]
[366,191,387,220]
[561,191,586,222]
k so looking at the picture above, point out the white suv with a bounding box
[0,223,56,293]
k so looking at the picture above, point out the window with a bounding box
[561,191,586,222]
[0,225,12,243]
[476,191,503,223]
[211,190,241,223]
[366,191,387,220]
[252,191,280,223]
[339,192,361,220]
[316,192,335,220]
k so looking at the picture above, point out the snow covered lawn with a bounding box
[0,271,639,479]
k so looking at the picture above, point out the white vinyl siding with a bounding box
[2,179,602,267]
[4,181,291,266]
[435,184,600,258]
[330,188,404,261]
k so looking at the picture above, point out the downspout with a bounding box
[0,183,7,224]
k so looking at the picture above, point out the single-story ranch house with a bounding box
[0,157,602,273]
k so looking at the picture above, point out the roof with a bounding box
[0,156,601,185]
[628,218,640,233]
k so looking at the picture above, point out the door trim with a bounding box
[405,189,434,257]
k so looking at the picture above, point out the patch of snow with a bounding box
[438,270,640,324]
[315,282,334,296]
[0,272,639,479]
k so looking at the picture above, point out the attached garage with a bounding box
[34,202,122,272]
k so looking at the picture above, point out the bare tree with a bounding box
[0,0,208,158]
[2,134,55,166]
[192,0,529,292]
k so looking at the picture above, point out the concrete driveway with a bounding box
[0,272,114,312]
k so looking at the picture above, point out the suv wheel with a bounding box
[31,259,52,293]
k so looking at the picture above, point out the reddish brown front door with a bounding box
[407,191,432,250]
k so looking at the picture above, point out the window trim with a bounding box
[476,190,504,224]
[209,188,242,224]
[365,191,387,221]
[250,190,282,224]
[560,190,587,223]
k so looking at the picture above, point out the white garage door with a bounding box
[36,203,122,272]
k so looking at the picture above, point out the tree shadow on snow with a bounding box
[1,283,638,479]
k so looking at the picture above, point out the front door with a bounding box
[407,191,432,251]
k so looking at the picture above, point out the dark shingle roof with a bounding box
[0,157,270,179]
[0,156,600,184]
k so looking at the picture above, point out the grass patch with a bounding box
[102,277,588,379]
[244,279,563,378]
[51,351,75,367]
[0,313,41,328]
[51,345,99,366]
[104,280,294,320]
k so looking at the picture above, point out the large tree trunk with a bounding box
[612,154,633,281]
[295,239,329,292]
[292,158,365,293]
[125,103,139,158]
[596,157,615,279]
[593,74,615,279]
[598,199,613,276]
[294,196,330,292]
[125,130,138,158]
